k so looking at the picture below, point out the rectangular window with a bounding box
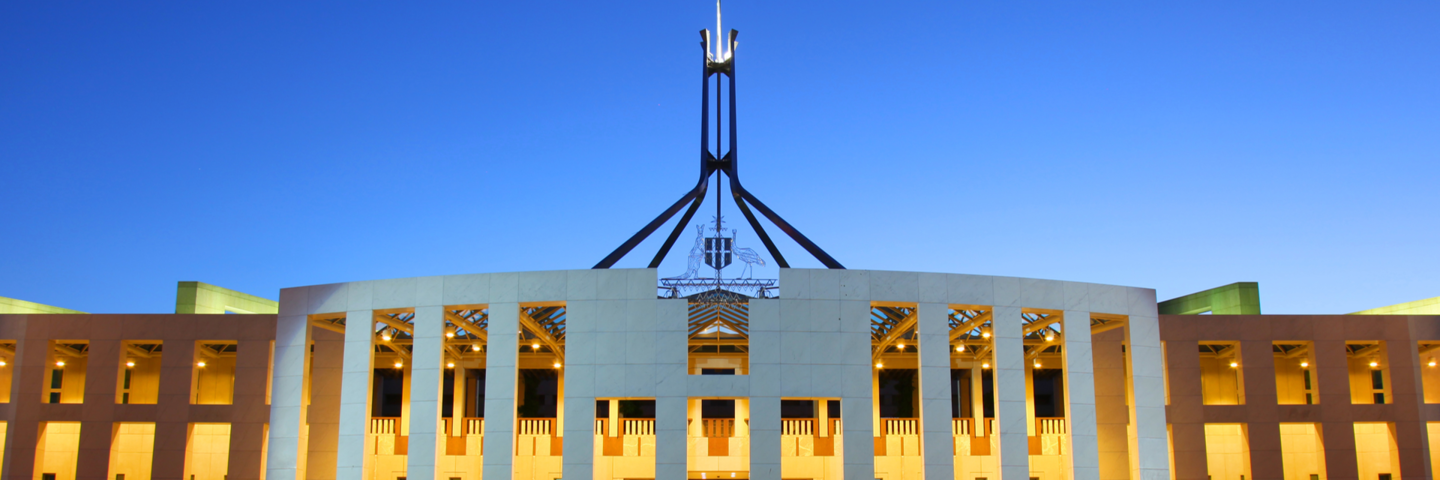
[1200,342,1245,405]
[688,301,750,376]
[1347,342,1391,404]
[1274,342,1315,405]
[45,341,88,404]
[193,342,237,405]
[118,342,161,405]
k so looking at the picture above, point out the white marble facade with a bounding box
[265,269,1168,480]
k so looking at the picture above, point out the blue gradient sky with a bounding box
[2,2,1436,314]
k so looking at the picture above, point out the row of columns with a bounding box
[265,302,1169,480]
[0,335,268,480]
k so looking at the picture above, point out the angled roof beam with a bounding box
[949,311,993,341]
[519,310,565,363]
[872,310,919,363]
[310,319,346,335]
[374,313,415,335]
[445,311,489,342]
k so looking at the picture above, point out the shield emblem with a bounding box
[704,237,733,270]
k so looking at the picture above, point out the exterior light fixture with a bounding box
[1299,360,1309,368]
[197,361,207,368]
[982,362,991,369]
[472,344,482,352]
[1369,360,1379,368]
[875,363,883,369]
[446,332,455,339]
[126,360,136,368]
[981,330,991,339]
[532,343,541,350]
[956,345,964,352]
[553,362,562,369]
[1045,334,1056,342]
[0,358,7,367]
[447,362,455,369]
[394,361,404,369]
[381,333,391,342]
[1429,358,1437,368]
[1033,360,1042,369]
[1228,361,1238,368]
[896,344,904,350]
[56,360,66,367]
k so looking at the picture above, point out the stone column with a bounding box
[482,303,519,480]
[230,323,275,480]
[306,329,344,480]
[335,309,375,480]
[655,299,691,480]
[1123,297,1171,480]
[919,303,955,478]
[406,306,444,480]
[561,300,596,480]
[749,396,780,480]
[840,299,877,480]
[1239,339,1283,480]
[451,366,465,437]
[1092,328,1131,480]
[972,365,985,439]
[76,337,119,480]
[152,339,196,480]
[1063,311,1101,480]
[992,306,1030,479]
[268,311,313,480]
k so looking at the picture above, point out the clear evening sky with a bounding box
[2,2,1436,314]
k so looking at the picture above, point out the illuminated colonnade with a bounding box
[261,269,1167,480]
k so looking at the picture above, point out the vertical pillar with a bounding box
[482,303,519,480]
[992,306,1030,479]
[607,401,619,437]
[749,396,779,480]
[230,329,275,480]
[267,292,314,480]
[1064,311,1101,480]
[1239,339,1283,480]
[153,340,196,480]
[840,299,877,480]
[1124,301,1171,480]
[818,400,829,438]
[655,298,690,480]
[407,306,444,480]
[972,365,985,438]
[1093,328,1132,480]
[335,309,375,480]
[76,338,119,480]
[306,329,344,480]
[561,299,595,480]
[451,366,465,438]
[918,303,954,478]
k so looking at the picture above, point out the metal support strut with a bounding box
[593,28,843,270]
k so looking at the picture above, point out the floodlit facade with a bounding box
[5,6,1440,480]
[4,274,1440,480]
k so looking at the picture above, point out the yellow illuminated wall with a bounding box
[1200,357,1245,405]
[1347,348,1391,405]
[118,354,162,405]
[35,422,81,480]
[1428,423,1440,480]
[1,421,7,475]
[185,423,230,480]
[1353,422,1400,480]
[1204,424,1251,480]
[0,354,11,403]
[109,423,156,480]
[193,356,236,405]
[1278,423,1325,480]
